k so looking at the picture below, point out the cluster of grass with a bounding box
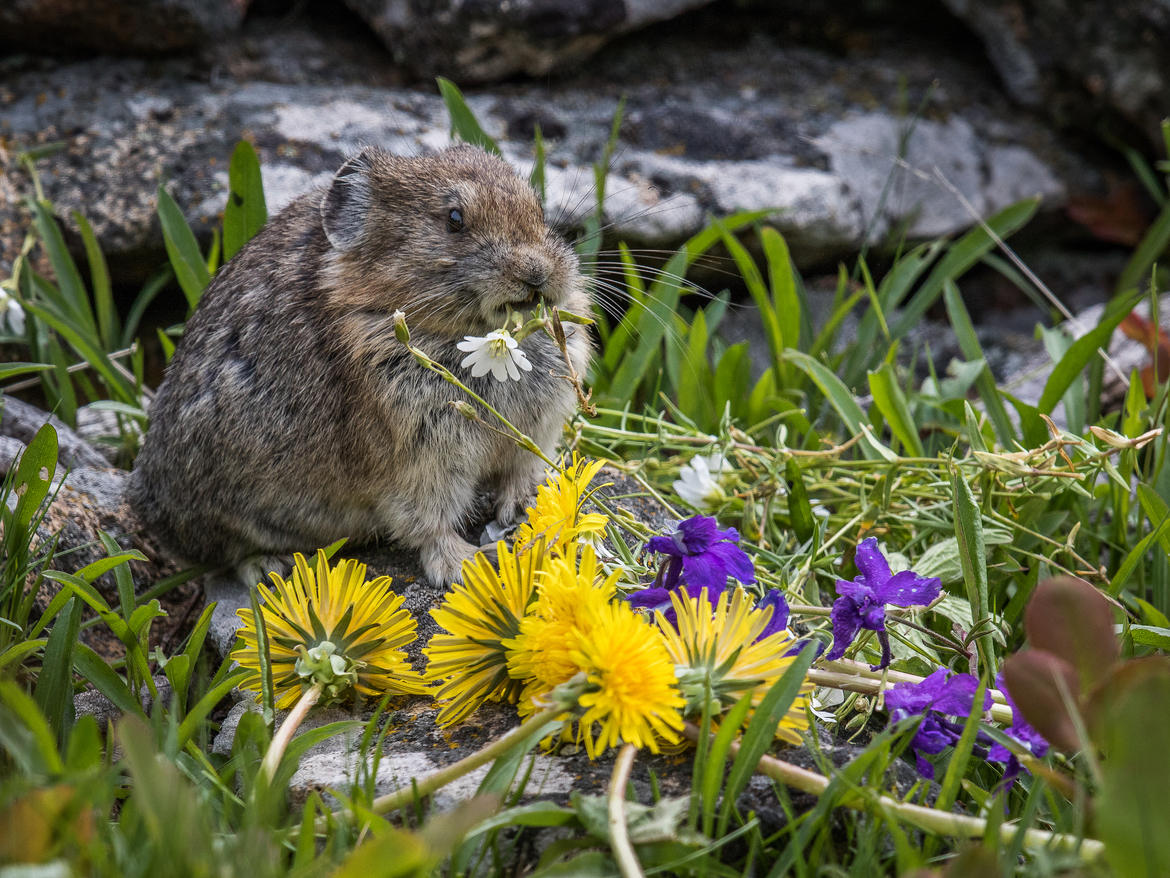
[0,79,1169,875]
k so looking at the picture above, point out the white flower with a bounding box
[456,330,533,382]
[0,287,25,335]
[673,452,729,508]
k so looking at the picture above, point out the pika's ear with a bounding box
[321,150,374,251]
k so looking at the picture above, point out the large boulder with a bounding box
[0,0,251,55]
[343,0,718,82]
[0,4,1101,282]
[941,0,1170,147]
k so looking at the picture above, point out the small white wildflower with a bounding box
[456,330,533,382]
[0,287,25,335]
[673,452,729,508]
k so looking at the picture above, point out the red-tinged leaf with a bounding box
[1066,181,1151,247]
[1001,650,1082,753]
[1023,576,1118,692]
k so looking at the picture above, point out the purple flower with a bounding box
[826,537,941,670]
[646,515,756,592]
[885,669,991,780]
[626,582,721,628]
[755,589,791,640]
[989,673,1049,784]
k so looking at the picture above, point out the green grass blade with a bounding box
[786,350,895,460]
[223,140,268,262]
[436,77,501,154]
[719,642,818,826]
[73,643,141,715]
[1116,198,1170,296]
[1037,286,1144,414]
[942,280,1017,447]
[867,362,924,457]
[28,200,95,336]
[951,470,995,672]
[890,198,1039,340]
[704,693,754,837]
[34,595,82,746]
[73,211,116,349]
[157,183,211,310]
[0,679,64,775]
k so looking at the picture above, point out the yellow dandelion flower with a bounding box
[514,453,609,556]
[233,550,424,709]
[504,545,621,723]
[570,599,686,758]
[657,587,812,745]
[425,542,542,726]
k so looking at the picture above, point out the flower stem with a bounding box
[608,743,643,878]
[260,682,323,783]
[682,723,1104,861]
[369,706,564,815]
[401,337,555,467]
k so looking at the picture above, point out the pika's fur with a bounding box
[129,145,591,586]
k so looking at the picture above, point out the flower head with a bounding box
[885,669,991,779]
[990,672,1049,783]
[456,329,533,382]
[232,550,423,709]
[673,452,729,509]
[570,599,686,758]
[505,544,621,717]
[513,454,608,556]
[425,543,541,725]
[826,537,941,670]
[646,515,756,592]
[657,587,811,744]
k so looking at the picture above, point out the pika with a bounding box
[129,144,591,586]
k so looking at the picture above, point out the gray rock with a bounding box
[343,0,718,82]
[940,0,1170,147]
[0,0,250,55]
[1,395,110,470]
[0,7,1101,279]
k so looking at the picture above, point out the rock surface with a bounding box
[0,0,251,55]
[345,0,718,82]
[941,0,1170,147]
[0,2,1103,282]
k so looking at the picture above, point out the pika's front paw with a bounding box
[421,535,482,588]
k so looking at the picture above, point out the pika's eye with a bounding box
[447,208,464,233]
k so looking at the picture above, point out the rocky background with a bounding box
[2,0,1168,826]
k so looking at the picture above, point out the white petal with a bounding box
[513,349,533,371]
[488,356,510,382]
[504,354,521,381]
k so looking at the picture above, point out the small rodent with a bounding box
[129,144,591,586]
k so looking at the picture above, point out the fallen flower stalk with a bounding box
[608,743,642,878]
[258,681,324,783]
[368,705,565,816]
[682,722,1104,861]
[808,660,1014,725]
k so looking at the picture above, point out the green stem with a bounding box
[260,682,322,783]
[404,339,555,467]
[682,723,1104,861]
[370,705,564,815]
[608,743,643,878]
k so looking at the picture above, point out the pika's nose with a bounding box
[518,260,551,294]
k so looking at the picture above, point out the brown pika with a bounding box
[129,144,591,586]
